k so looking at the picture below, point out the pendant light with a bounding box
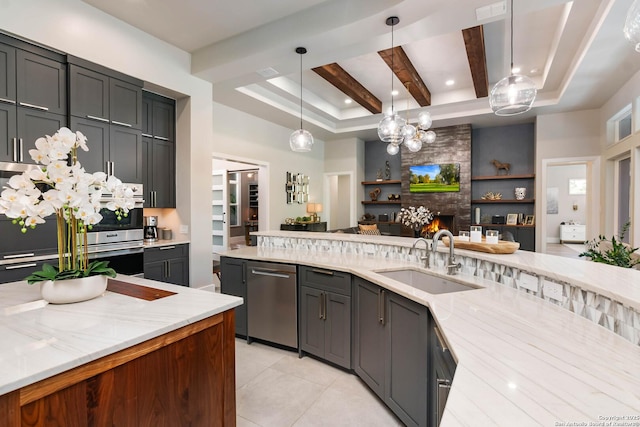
[489,0,537,116]
[624,0,640,52]
[289,47,314,152]
[378,16,406,153]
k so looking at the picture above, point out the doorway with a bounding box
[617,157,631,243]
[323,172,357,230]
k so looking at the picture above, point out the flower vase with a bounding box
[40,275,108,304]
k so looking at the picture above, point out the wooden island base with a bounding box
[0,310,236,427]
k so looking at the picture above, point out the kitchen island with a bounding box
[0,275,242,426]
[223,230,640,426]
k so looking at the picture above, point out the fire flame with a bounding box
[425,218,446,234]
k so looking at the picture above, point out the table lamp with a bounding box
[307,203,323,222]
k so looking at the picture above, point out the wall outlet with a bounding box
[180,224,189,234]
[543,280,563,301]
[517,272,539,292]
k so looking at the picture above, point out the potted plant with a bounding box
[579,222,640,269]
[0,127,136,303]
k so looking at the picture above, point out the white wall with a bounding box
[324,137,365,223]
[0,0,214,286]
[212,102,325,231]
[546,164,587,242]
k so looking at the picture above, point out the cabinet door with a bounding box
[299,285,325,358]
[0,102,16,162]
[152,99,174,141]
[110,126,142,183]
[71,116,109,174]
[0,259,50,284]
[151,139,175,207]
[16,108,66,164]
[324,292,351,369]
[142,135,152,207]
[220,257,247,336]
[110,78,142,129]
[0,43,16,102]
[69,65,110,121]
[386,292,429,427]
[0,216,58,258]
[141,95,152,135]
[143,260,165,282]
[518,227,535,251]
[353,277,385,398]
[166,257,188,286]
[16,50,66,115]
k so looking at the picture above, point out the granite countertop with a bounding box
[221,244,640,426]
[0,275,242,396]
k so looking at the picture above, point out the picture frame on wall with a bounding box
[524,215,535,225]
[506,213,518,225]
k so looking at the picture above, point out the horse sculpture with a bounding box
[491,159,510,175]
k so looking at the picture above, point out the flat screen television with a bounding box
[409,163,460,193]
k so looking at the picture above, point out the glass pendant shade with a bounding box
[417,111,432,129]
[489,74,537,116]
[422,130,436,144]
[624,0,640,52]
[386,142,400,155]
[289,129,314,152]
[377,112,406,144]
[405,137,422,152]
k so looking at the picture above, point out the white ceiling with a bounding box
[82,0,640,141]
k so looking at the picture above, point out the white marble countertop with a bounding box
[0,275,242,396]
[142,237,190,248]
[222,244,640,426]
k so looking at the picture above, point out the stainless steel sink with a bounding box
[376,269,480,294]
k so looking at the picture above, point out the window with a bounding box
[607,104,633,144]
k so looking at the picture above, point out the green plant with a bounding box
[579,222,640,268]
[24,261,116,285]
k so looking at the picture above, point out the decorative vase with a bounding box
[514,187,526,200]
[40,275,108,304]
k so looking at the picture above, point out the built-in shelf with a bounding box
[471,174,535,181]
[474,223,535,228]
[362,201,402,205]
[361,180,401,185]
[472,199,535,204]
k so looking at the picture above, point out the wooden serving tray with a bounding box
[441,237,520,254]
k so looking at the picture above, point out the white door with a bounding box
[212,169,229,254]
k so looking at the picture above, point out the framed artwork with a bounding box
[506,213,518,225]
[569,178,587,195]
[546,187,558,214]
[409,164,460,193]
[524,215,535,225]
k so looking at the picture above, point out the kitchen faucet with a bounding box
[410,237,430,268]
[431,229,462,275]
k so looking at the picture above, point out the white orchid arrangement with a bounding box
[397,205,434,231]
[0,127,136,283]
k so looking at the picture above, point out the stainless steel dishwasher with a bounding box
[246,261,297,348]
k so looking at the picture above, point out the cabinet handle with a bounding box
[166,260,171,277]
[19,138,23,162]
[110,161,115,176]
[319,291,324,319]
[323,292,327,320]
[87,115,110,123]
[434,326,448,352]
[111,120,132,127]
[380,290,385,325]
[6,263,37,270]
[311,268,334,276]
[4,253,35,259]
[19,102,48,111]
[142,133,152,137]
[154,136,170,141]
[12,138,17,162]
[160,246,176,250]
[154,191,157,207]
[0,97,16,105]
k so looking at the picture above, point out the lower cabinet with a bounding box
[0,259,51,285]
[143,243,189,286]
[431,321,456,426]
[298,266,351,369]
[220,256,247,337]
[353,277,429,427]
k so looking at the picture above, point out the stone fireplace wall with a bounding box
[401,124,471,234]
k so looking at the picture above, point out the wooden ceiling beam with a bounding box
[378,46,431,107]
[312,63,382,114]
[462,25,489,98]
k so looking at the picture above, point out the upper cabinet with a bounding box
[0,37,67,164]
[69,62,142,130]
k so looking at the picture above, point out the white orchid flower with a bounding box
[27,167,49,182]
[75,131,88,151]
[85,212,103,225]
[24,216,45,227]
[58,189,83,208]
[8,174,35,191]
[92,171,107,184]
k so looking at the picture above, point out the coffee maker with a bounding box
[143,216,158,242]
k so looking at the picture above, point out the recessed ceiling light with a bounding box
[391,90,399,96]
[445,79,455,86]
[345,98,352,104]
[530,67,540,74]
[511,66,521,74]
[256,67,279,78]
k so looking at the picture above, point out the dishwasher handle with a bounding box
[250,268,293,279]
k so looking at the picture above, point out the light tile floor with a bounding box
[234,339,402,427]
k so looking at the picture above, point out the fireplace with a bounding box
[422,214,455,237]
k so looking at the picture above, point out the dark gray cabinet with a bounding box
[0,40,66,164]
[430,322,456,427]
[298,266,351,369]
[143,243,189,286]
[141,92,176,207]
[353,277,429,427]
[0,258,51,285]
[220,256,247,337]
